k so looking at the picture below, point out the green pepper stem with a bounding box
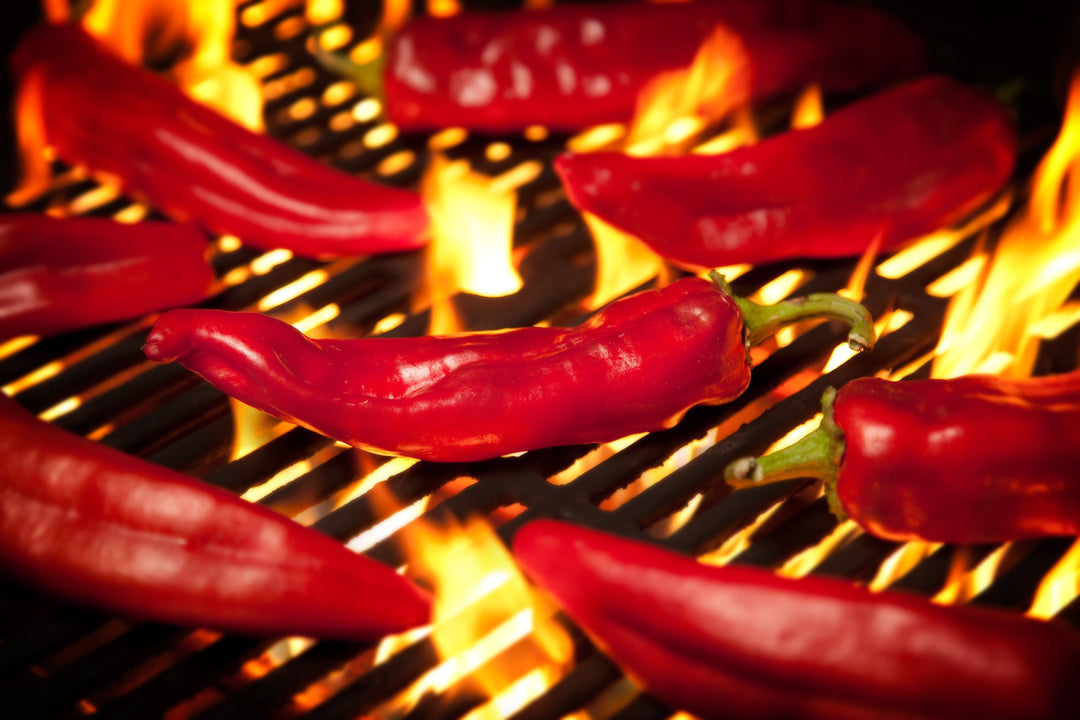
[708,270,875,352]
[723,387,848,519]
[310,24,386,103]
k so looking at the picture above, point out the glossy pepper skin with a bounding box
[728,373,1080,544]
[514,519,1080,720]
[335,0,924,133]
[12,22,428,259]
[0,392,430,639]
[143,274,873,462]
[557,76,1017,269]
[0,214,213,341]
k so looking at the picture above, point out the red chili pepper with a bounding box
[0,391,430,639]
[513,519,1080,720]
[0,213,213,341]
[142,273,874,462]
[314,0,925,133]
[726,372,1080,544]
[11,22,429,259]
[557,75,1017,269]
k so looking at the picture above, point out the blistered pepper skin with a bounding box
[382,0,925,132]
[144,277,751,462]
[514,520,1080,720]
[0,214,213,341]
[12,23,428,259]
[557,76,1016,269]
[0,393,430,639]
[833,373,1080,544]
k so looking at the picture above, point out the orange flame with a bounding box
[81,0,264,131]
[933,70,1080,379]
[422,154,523,334]
[624,24,751,156]
[790,84,824,129]
[390,515,573,719]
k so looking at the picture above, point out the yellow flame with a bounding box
[868,541,942,591]
[932,71,1080,379]
[422,155,523,334]
[82,0,265,131]
[932,544,1012,606]
[624,25,750,156]
[391,516,573,719]
[583,213,665,311]
[1029,539,1080,619]
[778,521,861,578]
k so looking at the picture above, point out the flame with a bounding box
[623,25,751,156]
[389,515,573,719]
[933,544,1012,606]
[422,154,523,334]
[7,68,51,206]
[790,84,824,129]
[868,541,941,591]
[932,70,1080,379]
[1030,539,1080,619]
[778,521,860,578]
[81,0,264,131]
[583,214,666,310]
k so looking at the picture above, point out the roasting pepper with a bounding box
[0,391,430,639]
[513,519,1080,720]
[143,272,874,462]
[725,373,1080,544]
[11,22,429,259]
[557,75,1017,269]
[0,213,213,341]
[314,0,925,133]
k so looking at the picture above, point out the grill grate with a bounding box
[1,1,1079,719]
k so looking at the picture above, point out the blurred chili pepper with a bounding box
[143,272,874,462]
[0,213,213,341]
[313,0,925,133]
[726,373,1080,544]
[11,22,428,259]
[514,519,1080,720]
[558,75,1017,269]
[0,391,430,639]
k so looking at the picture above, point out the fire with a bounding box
[390,515,573,719]
[81,0,265,131]
[790,84,824,129]
[932,70,1080,379]
[421,154,523,334]
[623,25,751,156]
[583,214,666,310]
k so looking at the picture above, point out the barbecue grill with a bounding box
[2,1,1079,718]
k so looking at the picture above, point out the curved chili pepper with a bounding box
[314,0,925,133]
[142,273,874,463]
[513,519,1080,720]
[11,22,429,259]
[0,213,213,341]
[0,391,430,639]
[725,373,1080,544]
[557,75,1017,269]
